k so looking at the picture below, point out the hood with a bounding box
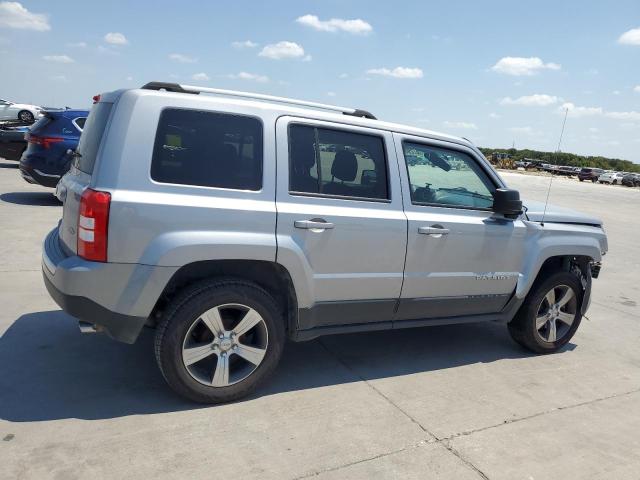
[524,200,602,227]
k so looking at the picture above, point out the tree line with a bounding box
[478,147,640,173]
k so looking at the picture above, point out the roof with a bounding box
[132,81,474,150]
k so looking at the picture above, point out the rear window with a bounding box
[75,103,113,174]
[74,117,86,130]
[29,115,52,133]
[150,108,263,190]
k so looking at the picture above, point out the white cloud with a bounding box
[366,66,423,79]
[0,2,50,31]
[67,41,87,48]
[228,71,269,83]
[43,54,74,64]
[104,32,128,45]
[488,112,501,119]
[491,57,561,76]
[605,111,640,121]
[618,27,640,45]
[259,41,305,60]
[443,121,477,130]
[559,102,603,118]
[169,53,197,63]
[191,72,210,81]
[500,94,559,106]
[634,85,640,93]
[296,14,372,35]
[232,40,258,49]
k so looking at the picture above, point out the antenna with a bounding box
[541,107,569,226]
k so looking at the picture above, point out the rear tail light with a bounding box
[78,188,111,262]
[26,134,63,149]
[92,95,101,104]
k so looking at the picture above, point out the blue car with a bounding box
[20,108,89,187]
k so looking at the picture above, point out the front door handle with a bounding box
[418,225,450,236]
[294,219,335,230]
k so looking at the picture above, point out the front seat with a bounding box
[324,150,358,196]
[290,142,318,193]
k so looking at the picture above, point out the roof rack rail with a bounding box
[140,81,377,120]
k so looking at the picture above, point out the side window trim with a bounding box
[400,139,497,212]
[287,122,392,203]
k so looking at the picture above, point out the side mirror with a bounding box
[492,188,522,219]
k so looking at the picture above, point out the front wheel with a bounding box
[508,271,583,354]
[155,279,285,403]
[18,110,34,123]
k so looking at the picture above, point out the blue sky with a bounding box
[1,0,639,162]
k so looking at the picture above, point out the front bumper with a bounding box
[42,227,177,343]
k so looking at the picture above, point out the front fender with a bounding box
[516,221,606,298]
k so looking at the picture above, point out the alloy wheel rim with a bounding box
[535,284,577,343]
[181,303,268,387]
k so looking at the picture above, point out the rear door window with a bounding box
[75,103,113,174]
[288,124,389,201]
[150,108,263,190]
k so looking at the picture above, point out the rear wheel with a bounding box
[155,279,285,403]
[508,271,583,354]
[17,110,34,123]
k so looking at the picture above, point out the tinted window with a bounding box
[75,103,113,174]
[403,142,495,209]
[151,109,262,190]
[74,117,86,130]
[289,124,388,200]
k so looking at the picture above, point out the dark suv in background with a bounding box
[578,167,604,182]
[20,108,88,187]
[622,173,640,187]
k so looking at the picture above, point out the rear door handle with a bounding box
[294,219,335,230]
[418,226,450,236]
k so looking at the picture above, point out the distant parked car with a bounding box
[555,166,576,176]
[621,173,640,187]
[19,109,88,187]
[0,98,42,124]
[0,124,29,161]
[598,172,625,185]
[578,167,604,182]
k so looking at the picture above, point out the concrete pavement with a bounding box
[0,162,638,479]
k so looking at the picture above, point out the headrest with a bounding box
[291,142,316,171]
[331,150,357,182]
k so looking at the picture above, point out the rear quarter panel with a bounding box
[99,91,278,266]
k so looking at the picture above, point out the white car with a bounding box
[598,172,625,185]
[0,98,42,124]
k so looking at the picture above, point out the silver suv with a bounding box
[43,82,608,403]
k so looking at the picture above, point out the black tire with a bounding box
[612,180,617,185]
[579,178,584,182]
[508,271,583,354]
[592,178,597,183]
[17,110,34,123]
[155,278,285,403]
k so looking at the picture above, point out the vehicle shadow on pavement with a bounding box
[0,192,61,206]
[0,161,19,169]
[0,310,575,422]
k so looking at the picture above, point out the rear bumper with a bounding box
[43,271,147,343]
[19,164,59,187]
[42,227,178,343]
